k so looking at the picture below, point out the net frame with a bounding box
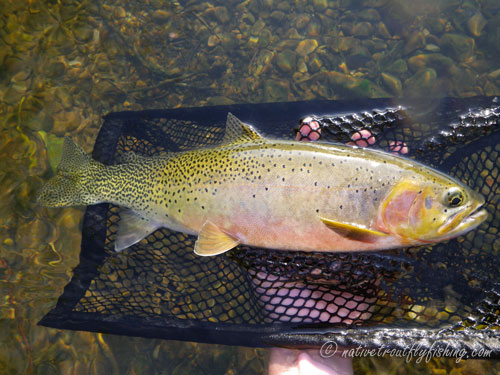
[39,97,500,357]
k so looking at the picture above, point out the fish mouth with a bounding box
[436,201,488,240]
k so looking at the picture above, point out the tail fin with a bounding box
[37,137,104,207]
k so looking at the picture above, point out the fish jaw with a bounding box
[435,202,488,241]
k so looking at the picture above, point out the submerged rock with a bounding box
[484,13,500,54]
[380,72,402,96]
[312,0,328,11]
[376,22,391,38]
[264,79,289,101]
[345,45,371,69]
[352,22,373,38]
[153,9,172,23]
[387,58,408,75]
[307,55,323,73]
[404,31,426,55]
[467,11,487,37]
[206,96,235,105]
[407,54,454,74]
[275,50,297,73]
[306,17,322,37]
[214,6,230,24]
[404,68,438,94]
[439,33,474,61]
[295,39,318,56]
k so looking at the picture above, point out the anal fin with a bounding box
[115,209,162,252]
[319,216,388,243]
[194,221,240,256]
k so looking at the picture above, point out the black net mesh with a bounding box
[39,97,500,357]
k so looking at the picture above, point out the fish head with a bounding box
[376,175,488,244]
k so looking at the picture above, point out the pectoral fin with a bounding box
[319,216,388,243]
[194,221,240,256]
[115,209,162,252]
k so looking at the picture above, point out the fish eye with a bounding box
[444,188,464,208]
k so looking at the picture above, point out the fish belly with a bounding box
[205,186,402,252]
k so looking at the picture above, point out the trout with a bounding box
[38,113,487,256]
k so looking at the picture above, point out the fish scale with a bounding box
[38,113,487,256]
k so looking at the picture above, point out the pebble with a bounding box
[404,31,426,54]
[407,53,454,74]
[152,10,171,22]
[297,59,308,74]
[346,45,371,69]
[424,43,440,52]
[270,11,285,21]
[376,22,391,38]
[207,35,219,47]
[206,96,235,106]
[72,22,94,42]
[312,0,328,11]
[358,9,381,21]
[405,68,437,92]
[114,6,126,19]
[295,39,318,56]
[306,18,321,37]
[214,6,229,24]
[285,28,301,40]
[352,22,373,38]
[487,69,500,79]
[275,50,296,73]
[308,56,323,73]
[380,72,402,96]
[51,110,82,136]
[264,80,289,101]
[295,14,311,29]
[439,33,475,61]
[467,11,487,37]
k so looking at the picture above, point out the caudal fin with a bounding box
[37,137,104,207]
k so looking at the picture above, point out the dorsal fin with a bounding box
[222,113,263,144]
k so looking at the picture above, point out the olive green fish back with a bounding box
[39,98,500,357]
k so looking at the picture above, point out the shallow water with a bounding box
[1,0,500,373]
